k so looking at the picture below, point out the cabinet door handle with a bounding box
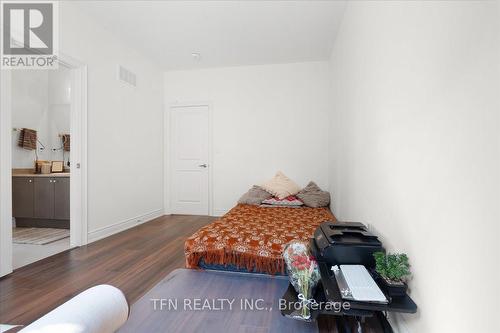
[28,179,32,183]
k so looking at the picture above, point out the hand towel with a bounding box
[62,134,70,151]
[18,128,37,150]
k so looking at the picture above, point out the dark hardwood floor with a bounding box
[0,214,382,332]
[0,215,215,325]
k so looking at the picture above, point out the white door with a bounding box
[170,105,210,215]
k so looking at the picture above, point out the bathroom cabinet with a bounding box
[12,176,70,228]
[12,177,34,218]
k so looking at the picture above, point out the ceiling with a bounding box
[75,1,347,71]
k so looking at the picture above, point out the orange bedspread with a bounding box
[184,204,335,275]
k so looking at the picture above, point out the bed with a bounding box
[184,204,335,275]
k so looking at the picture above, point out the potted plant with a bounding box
[373,251,411,297]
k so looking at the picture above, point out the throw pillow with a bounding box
[297,181,330,208]
[259,171,301,199]
[261,196,304,207]
[238,185,272,205]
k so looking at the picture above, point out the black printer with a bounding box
[312,221,383,269]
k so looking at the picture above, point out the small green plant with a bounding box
[373,252,411,283]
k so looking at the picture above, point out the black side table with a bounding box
[280,262,417,333]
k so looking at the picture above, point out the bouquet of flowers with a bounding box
[283,241,321,321]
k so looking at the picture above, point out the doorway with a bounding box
[10,65,72,268]
[0,55,87,276]
[169,104,211,215]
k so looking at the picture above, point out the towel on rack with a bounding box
[62,134,70,151]
[18,128,37,150]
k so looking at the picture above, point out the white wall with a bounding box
[328,1,499,332]
[11,70,49,168]
[11,68,71,168]
[164,62,331,215]
[47,68,71,167]
[59,2,164,236]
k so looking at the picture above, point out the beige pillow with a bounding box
[259,171,301,199]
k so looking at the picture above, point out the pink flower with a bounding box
[291,254,311,271]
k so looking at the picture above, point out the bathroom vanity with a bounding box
[12,169,70,229]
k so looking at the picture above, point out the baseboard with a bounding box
[87,209,164,243]
[212,208,228,217]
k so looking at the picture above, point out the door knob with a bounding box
[198,164,208,168]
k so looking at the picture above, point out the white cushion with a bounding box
[259,171,301,199]
[19,285,128,333]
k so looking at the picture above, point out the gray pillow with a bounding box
[297,181,330,208]
[238,185,272,205]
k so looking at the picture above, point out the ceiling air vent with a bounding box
[117,65,137,87]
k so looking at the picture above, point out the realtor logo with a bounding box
[1,1,58,69]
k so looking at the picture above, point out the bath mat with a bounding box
[13,227,69,245]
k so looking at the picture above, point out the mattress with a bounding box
[184,204,335,275]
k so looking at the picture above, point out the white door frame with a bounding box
[164,102,214,216]
[64,54,88,248]
[0,69,13,277]
[0,53,88,276]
